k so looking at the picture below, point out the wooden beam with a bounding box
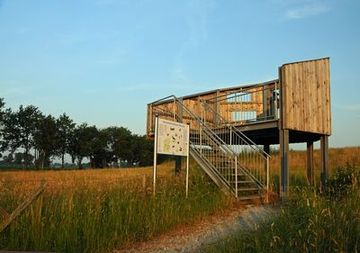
[0,181,47,233]
[234,120,278,132]
[279,129,289,197]
[320,135,329,191]
[306,141,314,186]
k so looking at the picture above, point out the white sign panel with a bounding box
[157,118,189,156]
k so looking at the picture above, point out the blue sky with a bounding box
[0,0,359,147]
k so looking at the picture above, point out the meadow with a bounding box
[0,162,232,253]
[0,147,359,253]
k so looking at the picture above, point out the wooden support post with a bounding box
[263,86,269,119]
[279,129,289,198]
[320,135,329,191]
[175,156,182,175]
[306,141,314,186]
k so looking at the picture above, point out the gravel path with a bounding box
[115,202,277,253]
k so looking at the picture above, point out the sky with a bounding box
[0,0,359,148]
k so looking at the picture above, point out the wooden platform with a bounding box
[213,119,323,145]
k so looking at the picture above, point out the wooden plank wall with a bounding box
[219,87,264,123]
[280,58,331,135]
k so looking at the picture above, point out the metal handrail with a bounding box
[152,95,238,153]
[205,82,278,103]
[200,101,271,159]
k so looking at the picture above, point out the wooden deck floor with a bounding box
[213,119,323,145]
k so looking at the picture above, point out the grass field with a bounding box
[0,147,359,253]
[0,162,233,253]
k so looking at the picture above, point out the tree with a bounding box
[1,105,42,167]
[103,127,132,166]
[0,108,19,157]
[56,113,75,168]
[0,98,5,158]
[1,106,40,166]
[70,123,98,169]
[34,115,60,169]
[129,135,153,166]
[0,98,5,124]
[16,105,42,167]
[90,129,111,168]
[14,152,34,167]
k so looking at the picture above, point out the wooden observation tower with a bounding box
[147,58,331,198]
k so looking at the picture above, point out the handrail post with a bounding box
[266,155,270,202]
[235,156,238,198]
[274,82,279,120]
[229,125,232,146]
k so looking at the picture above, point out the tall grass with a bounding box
[201,165,360,253]
[0,165,231,253]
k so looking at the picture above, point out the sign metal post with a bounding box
[153,116,159,196]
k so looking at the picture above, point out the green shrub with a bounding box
[325,165,359,200]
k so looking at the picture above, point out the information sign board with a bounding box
[156,118,189,156]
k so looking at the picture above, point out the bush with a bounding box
[325,165,359,200]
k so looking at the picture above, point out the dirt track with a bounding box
[115,202,277,253]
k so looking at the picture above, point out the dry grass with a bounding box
[0,162,175,196]
[270,146,360,171]
[0,160,231,253]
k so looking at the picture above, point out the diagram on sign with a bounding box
[157,118,189,156]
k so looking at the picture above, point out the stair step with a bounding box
[238,194,262,200]
[238,180,256,184]
[238,187,259,192]
[229,181,257,184]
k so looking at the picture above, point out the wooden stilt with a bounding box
[280,129,289,198]
[320,135,329,192]
[306,141,314,186]
[175,156,182,175]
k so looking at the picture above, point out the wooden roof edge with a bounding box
[281,57,330,68]
[178,79,279,100]
[147,79,279,105]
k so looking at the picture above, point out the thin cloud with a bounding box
[285,2,331,19]
[338,104,360,112]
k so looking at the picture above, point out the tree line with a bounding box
[0,98,154,169]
